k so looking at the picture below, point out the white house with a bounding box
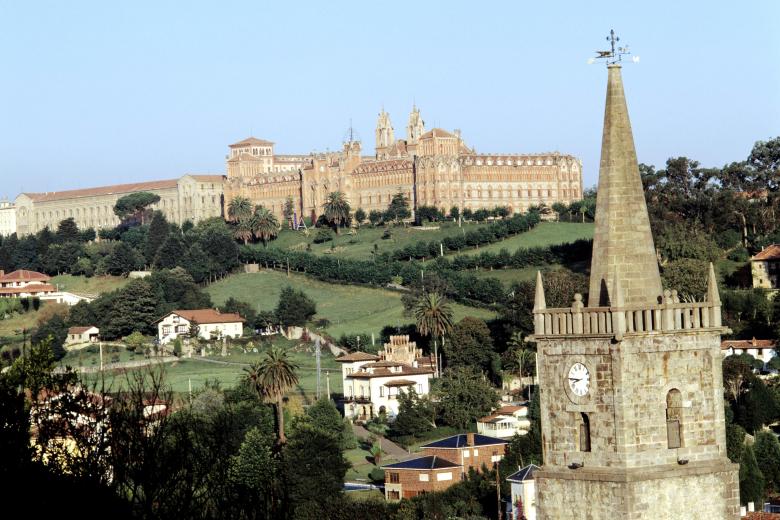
[506,464,539,520]
[477,405,531,438]
[0,269,56,298]
[154,309,244,345]
[721,338,777,366]
[336,353,433,421]
[66,326,100,346]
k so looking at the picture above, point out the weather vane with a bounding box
[588,29,639,66]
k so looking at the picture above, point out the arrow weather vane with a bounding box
[588,29,639,66]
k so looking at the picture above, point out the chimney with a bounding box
[466,432,475,446]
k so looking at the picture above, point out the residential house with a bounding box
[477,405,531,438]
[751,245,780,289]
[66,326,99,345]
[506,464,539,520]
[382,432,508,501]
[0,269,56,298]
[154,309,244,345]
[722,338,777,366]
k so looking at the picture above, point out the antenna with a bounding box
[587,29,639,66]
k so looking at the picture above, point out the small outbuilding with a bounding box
[66,326,100,345]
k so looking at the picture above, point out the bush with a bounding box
[727,246,750,262]
[368,468,385,483]
[313,228,333,244]
[381,229,392,240]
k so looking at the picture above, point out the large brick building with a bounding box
[224,105,583,221]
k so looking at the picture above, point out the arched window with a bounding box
[666,389,683,448]
[578,412,591,452]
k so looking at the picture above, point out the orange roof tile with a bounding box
[335,351,381,362]
[752,244,780,261]
[159,309,245,324]
[187,174,225,182]
[68,326,98,334]
[23,179,179,203]
[229,137,274,147]
[0,269,50,282]
[0,283,55,294]
[722,338,776,350]
[420,128,457,139]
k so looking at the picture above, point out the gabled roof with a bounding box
[421,433,508,449]
[229,137,275,147]
[420,128,457,139]
[382,455,460,471]
[722,338,776,350]
[0,269,50,282]
[155,309,245,325]
[506,464,540,483]
[68,326,98,334]
[22,179,179,202]
[185,174,225,183]
[335,351,380,363]
[752,244,780,261]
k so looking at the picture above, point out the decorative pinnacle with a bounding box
[534,271,546,311]
[588,29,638,66]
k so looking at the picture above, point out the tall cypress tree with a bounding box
[740,443,765,506]
[154,234,186,269]
[145,211,170,264]
[754,431,780,493]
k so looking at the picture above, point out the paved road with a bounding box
[352,424,412,460]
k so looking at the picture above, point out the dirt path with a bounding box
[352,424,412,460]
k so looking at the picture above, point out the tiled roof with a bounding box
[23,179,179,202]
[335,351,380,363]
[68,326,97,334]
[229,137,275,147]
[721,338,776,350]
[352,159,412,175]
[187,174,225,183]
[506,464,540,482]
[0,269,50,282]
[347,364,433,379]
[157,309,245,325]
[420,128,456,139]
[382,455,461,471]
[421,433,508,449]
[742,513,780,520]
[752,244,780,261]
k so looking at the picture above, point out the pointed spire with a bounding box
[534,271,547,311]
[588,64,663,307]
[707,262,721,305]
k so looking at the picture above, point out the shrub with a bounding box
[313,228,333,244]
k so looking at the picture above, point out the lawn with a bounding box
[0,309,40,339]
[462,221,593,256]
[50,274,129,296]
[207,270,495,339]
[265,220,492,260]
[344,444,399,483]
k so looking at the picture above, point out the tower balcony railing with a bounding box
[532,290,723,340]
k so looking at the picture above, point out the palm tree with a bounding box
[507,332,535,396]
[228,196,253,223]
[414,291,454,377]
[323,191,351,234]
[244,346,299,444]
[233,219,253,245]
[251,206,280,247]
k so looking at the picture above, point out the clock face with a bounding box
[567,362,590,397]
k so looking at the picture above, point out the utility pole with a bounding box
[315,338,322,399]
[495,461,503,520]
[326,370,331,400]
[99,342,103,372]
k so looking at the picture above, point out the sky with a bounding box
[0,0,778,199]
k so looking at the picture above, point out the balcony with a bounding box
[344,395,372,404]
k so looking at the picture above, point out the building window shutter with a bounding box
[579,413,591,452]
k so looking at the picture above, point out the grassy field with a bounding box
[50,274,129,295]
[79,336,344,399]
[207,270,494,339]
[462,222,593,256]
[266,221,492,260]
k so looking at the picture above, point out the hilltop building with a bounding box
[530,63,739,518]
[154,309,244,345]
[0,200,15,236]
[750,244,780,289]
[224,105,583,221]
[14,174,225,235]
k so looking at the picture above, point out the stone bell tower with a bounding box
[530,39,739,520]
[375,108,395,159]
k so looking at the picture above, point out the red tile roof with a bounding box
[229,137,274,147]
[187,174,225,183]
[0,283,55,295]
[335,351,381,362]
[68,326,97,334]
[722,338,776,350]
[0,269,50,282]
[752,244,780,261]
[162,309,245,325]
[743,513,780,520]
[420,128,457,139]
[23,179,179,202]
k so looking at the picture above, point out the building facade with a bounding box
[530,64,739,519]
[14,174,224,235]
[477,405,531,438]
[155,309,244,345]
[750,244,780,289]
[224,106,582,221]
[507,464,539,520]
[0,200,15,236]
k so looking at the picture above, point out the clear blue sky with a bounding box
[1,1,778,199]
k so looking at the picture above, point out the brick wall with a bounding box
[384,468,460,500]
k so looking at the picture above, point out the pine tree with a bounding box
[183,243,210,283]
[145,211,170,264]
[754,431,780,493]
[740,444,765,506]
[101,279,159,338]
[106,242,144,276]
[154,234,186,269]
[55,217,80,243]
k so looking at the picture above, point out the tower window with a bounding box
[666,389,683,449]
[579,412,591,452]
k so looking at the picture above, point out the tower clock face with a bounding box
[567,362,591,397]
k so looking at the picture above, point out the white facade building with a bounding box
[721,338,777,366]
[155,309,244,345]
[477,405,531,439]
[0,200,15,236]
[336,352,433,421]
[66,326,100,345]
[506,464,539,520]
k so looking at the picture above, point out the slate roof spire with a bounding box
[588,64,663,307]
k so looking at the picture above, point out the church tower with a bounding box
[531,48,739,519]
[406,104,425,156]
[375,109,395,159]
